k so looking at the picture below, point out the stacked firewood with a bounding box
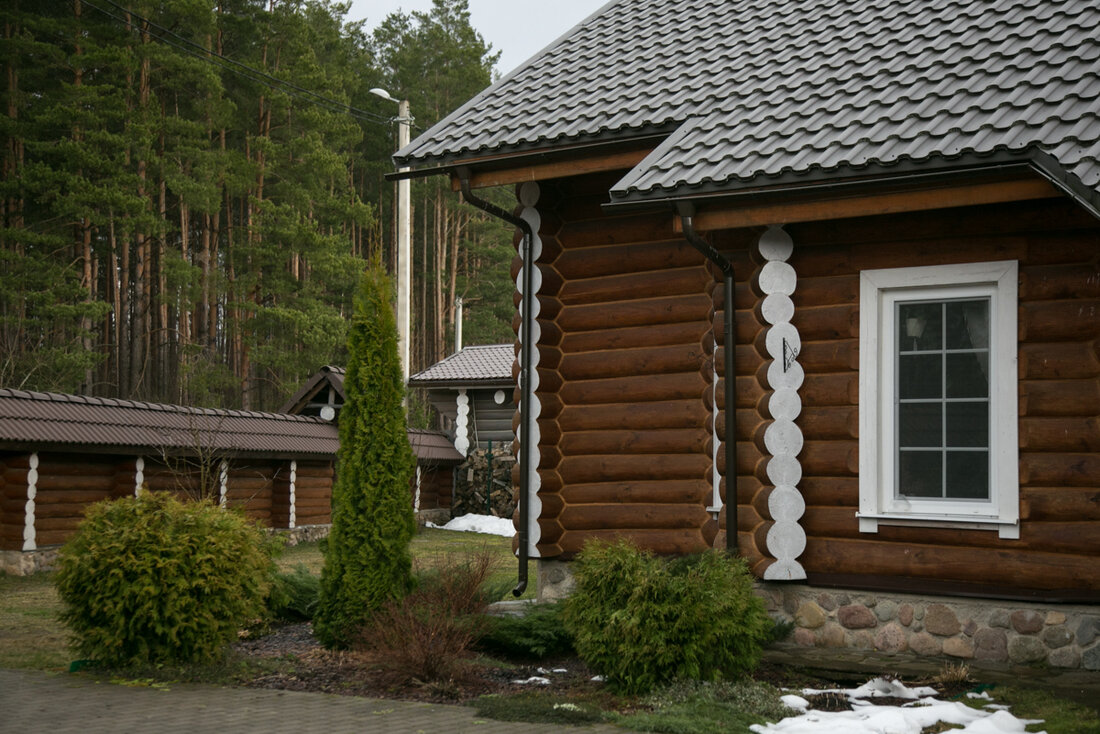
[451,447,516,519]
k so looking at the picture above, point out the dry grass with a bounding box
[0,571,70,670]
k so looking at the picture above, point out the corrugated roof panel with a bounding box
[396,0,1100,208]
[408,344,515,386]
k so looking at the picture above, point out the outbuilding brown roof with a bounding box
[0,388,339,458]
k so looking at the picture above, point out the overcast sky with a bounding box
[346,0,604,77]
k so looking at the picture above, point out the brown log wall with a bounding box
[415,465,455,510]
[774,198,1100,596]
[1,453,28,550]
[293,461,333,525]
[24,453,134,547]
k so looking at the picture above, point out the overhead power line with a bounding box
[78,0,399,127]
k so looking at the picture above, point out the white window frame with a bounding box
[858,260,1019,539]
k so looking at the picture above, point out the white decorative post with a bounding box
[757,226,807,581]
[288,460,297,529]
[22,453,38,551]
[218,459,229,508]
[517,181,544,557]
[134,456,144,496]
[454,389,471,456]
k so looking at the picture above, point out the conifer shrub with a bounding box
[268,565,321,622]
[314,257,417,648]
[562,540,772,695]
[54,491,275,667]
[478,602,574,660]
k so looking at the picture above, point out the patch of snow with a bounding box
[511,676,550,685]
[426,513,514,537]
[591,675,605,682]
[968,691,994,700]
[750,679,1047,734]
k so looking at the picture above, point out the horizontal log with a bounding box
[791,304,857,342]
[560,266,711,307]
[717,442,766,476]
[559,428,708,456]
[1019,341,1100,380]
[849,234,1028,274]
[791,274,860,308]
[34,461,119,477]
[793,405,858,440]
[558,399,705,432]
[35,530,74,546]
[1020,486,1100,521]
[1020,299,1100,342]
[798,440,859,477]
[1019,262,1100,301]
[32,516,83,532]
[295,512,330,524]
[800,372,857,407]
[804,536,1100,591]
[558,454,709,484]
[711,310,765,347]
[0,455,33,470]
[556,528,710,556]
[560,371,707,405]
[559,343,706,381]
[1020,453,1100,487]
[560,503,711,531]
[561,321,711,354]
[802,506,1100,556]
[797,339,858,373]
[558,293,710,332]
[553,239,713,280]
[1020,379,1100,417]
[1,497,29,514]
[799,476,859,507]
[560,479,709,505]
[1019,416,1100,452]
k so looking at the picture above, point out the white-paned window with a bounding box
[858,261,1019,538]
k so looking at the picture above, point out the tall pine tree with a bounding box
[314,255,415,649]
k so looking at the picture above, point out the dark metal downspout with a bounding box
[457,169,534,595]
[676,202,739,554]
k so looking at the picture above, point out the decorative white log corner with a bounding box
[23,453,38,551]
[413,465,422,513]
[518,181,543,558]
[454,388,471,456]
[218,459,229,508]
[288,460,297,529]
[758,226,807,581]
[708,336,722,517]
[134,456,144,496]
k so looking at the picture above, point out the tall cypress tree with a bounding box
[314,254,416,649]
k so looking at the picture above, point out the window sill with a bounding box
[857,512,1019,539]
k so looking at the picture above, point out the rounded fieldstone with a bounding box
[1046,611,1067,626]
[1049,647,1081,669]
[1011,610,1044,635]
[817,592,838,612]
[909,631,943,657]
[914,606,925,621]
[925,604,961,637]
[820,622,847,648]
[792,627,816,647]
[855,595,877,608]
[851,630,875,649]
[944,636,975,659]
[898,604,914,627]
[1082,644,1100,671]
[835,593,851,606]
[876,600,899,622]
[989,610,1010,629]
[783,593,799,615]
[1041,626,1073,650]
[974,628,1008,662]
[1077,617,1099,647]
[795,601,827,629]
[838,604,878,629]
[1008,635,1047,664]
[874,622,908,654]
[963,619,978,637]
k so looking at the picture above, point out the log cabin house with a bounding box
[0,388,338,575]
[408,344,516,455]
[390,0,1100,668]
[281,366,464,517]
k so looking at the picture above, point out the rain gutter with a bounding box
[456,167,534,596]
[676,201,738,554]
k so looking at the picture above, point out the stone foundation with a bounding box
[759,583,1100,671]
[0,547,60,576]
[269,523,330,546]
[535,559,1100,671]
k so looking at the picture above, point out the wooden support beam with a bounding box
[679,179,1063,232]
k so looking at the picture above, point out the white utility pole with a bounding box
[370,88,412,384]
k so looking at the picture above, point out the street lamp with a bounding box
[370,87,412,386]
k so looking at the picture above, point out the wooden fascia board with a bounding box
[675,178,1063,232]
[449,147,651,191]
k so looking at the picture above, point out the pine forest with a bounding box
[1,0,517,412]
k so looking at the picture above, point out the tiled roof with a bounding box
[407,428,465,464]
[397,0,1100,210]
[0,389,339,457]
[279,365,345,414]
[407,345,515,387]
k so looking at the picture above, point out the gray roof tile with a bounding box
[397,0,1100,207]
[407,345,515,386]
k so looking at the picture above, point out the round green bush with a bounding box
[562,540,772,695]
[55,491,277,667]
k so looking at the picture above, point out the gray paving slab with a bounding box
[0,669,621,734]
